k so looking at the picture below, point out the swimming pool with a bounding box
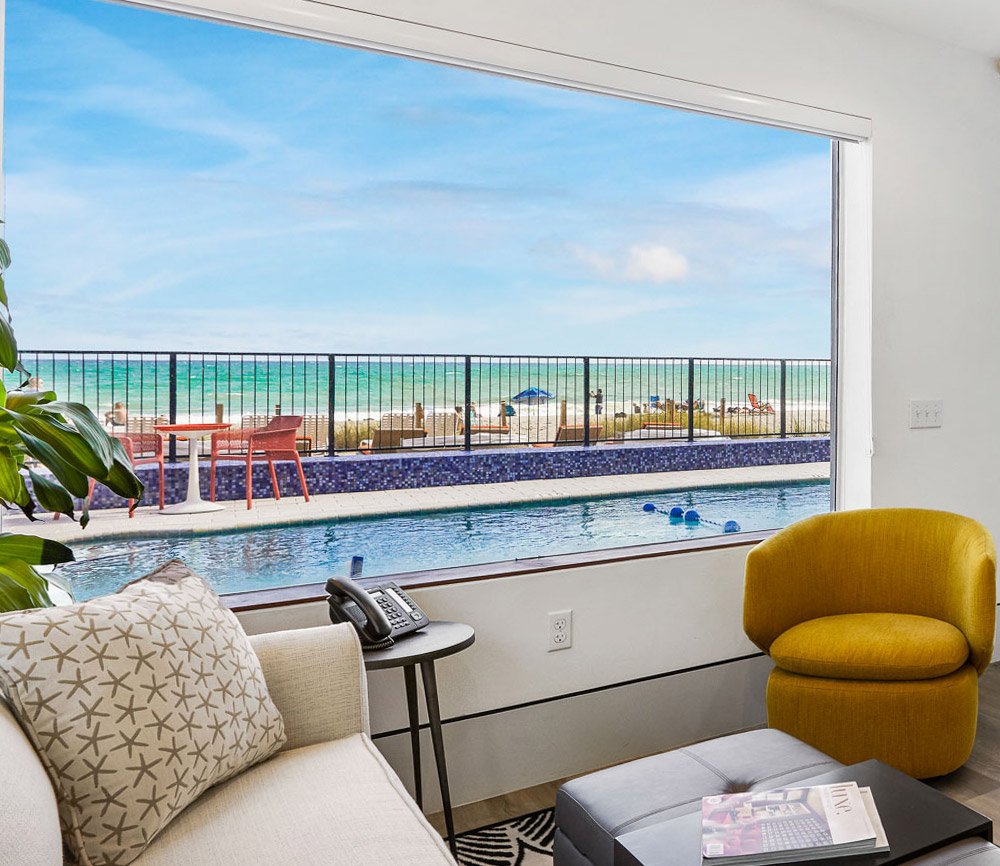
[64,479,831,600]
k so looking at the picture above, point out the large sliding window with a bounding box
[6,0,838,598]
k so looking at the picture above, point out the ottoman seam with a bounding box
[611,794,705,836]
[747,758,840,786]
[677,748,736,786]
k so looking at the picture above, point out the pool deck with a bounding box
[3,462,830,544]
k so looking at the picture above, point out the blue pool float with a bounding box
[642,502,741,533]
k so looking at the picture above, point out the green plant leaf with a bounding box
[6,406,111,478]
[6,389,56,411]
[101,459,144,502]
[0,451,21,502]
[0,237,11,271]
[0,577,33,613]
[18,430,91,498]
[0,558,53,609]
[0,273,7,311]
[39,401,115,468]
[0,532,74,565]
[0,315,17,372]
[27,469,76,520]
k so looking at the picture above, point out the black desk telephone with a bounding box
[325,560,429,649]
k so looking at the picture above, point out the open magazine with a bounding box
[701,782,888,865]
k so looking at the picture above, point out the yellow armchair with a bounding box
[745,508,996,778]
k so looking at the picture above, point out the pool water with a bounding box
[64,480,831,600]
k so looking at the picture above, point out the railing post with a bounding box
[463,356,472,452]
[168,353,178,462]
[327,354,336,457]
[582,357,591,446]
[780,360,787,439]
[687,358,695,442]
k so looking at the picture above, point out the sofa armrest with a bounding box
[249,624,369,751]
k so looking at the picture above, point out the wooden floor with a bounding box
[927,663,1000,822]
[429,663,1000,836]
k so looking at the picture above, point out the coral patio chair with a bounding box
[53,432,164,519]
[209,415,310,509]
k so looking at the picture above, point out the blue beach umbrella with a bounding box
[512,387,554,405]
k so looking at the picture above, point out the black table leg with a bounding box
[403,664,422,809]
[420,659,456,857]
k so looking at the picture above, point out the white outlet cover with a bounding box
[548,610,573,652]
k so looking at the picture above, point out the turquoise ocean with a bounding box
[6,354,831,426]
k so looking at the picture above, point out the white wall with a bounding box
[136,0,1000,807]
[239,542,772,809]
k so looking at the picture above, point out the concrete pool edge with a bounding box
[5,461,830,545]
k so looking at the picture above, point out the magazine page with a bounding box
[820,783,877,845]
[702,782,875,861]
[858,787,890,853]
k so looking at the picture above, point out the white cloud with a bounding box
[569,242,689,285]
[623,243,689,283]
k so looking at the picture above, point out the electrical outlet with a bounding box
[548,610,572,652]
[909,399,943,429]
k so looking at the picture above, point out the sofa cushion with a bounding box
[770,613,969,681]
[0,699,63,866]
[0,560,285,866]
[555,728,841,866]
[134,733,454,866]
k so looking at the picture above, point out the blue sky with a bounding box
[4,0,832,356]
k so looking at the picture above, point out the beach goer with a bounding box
[26,376,44,391]
[632,402,642,414]
[589,389,604,416]
[104,401,128,427]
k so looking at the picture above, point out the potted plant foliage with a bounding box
[0,232,144,611]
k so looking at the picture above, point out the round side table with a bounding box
[363,621,475,856]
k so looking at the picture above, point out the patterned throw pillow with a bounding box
[0,560,286,866]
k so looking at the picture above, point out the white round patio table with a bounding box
[153,423,230,514]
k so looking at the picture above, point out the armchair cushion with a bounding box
[0,560,285,866]
[769,613,969,681]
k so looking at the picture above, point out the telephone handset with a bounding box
[325,574,430,649]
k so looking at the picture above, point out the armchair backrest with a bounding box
[744,508,996,673]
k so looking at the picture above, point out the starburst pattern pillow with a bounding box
[0,559,286,866]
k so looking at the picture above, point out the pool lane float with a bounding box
[642,502,741,533]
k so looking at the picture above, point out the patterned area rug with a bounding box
[455,808,555,866]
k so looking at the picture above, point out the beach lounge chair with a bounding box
[748,393,776,414]
[300,414,329,452]
[358,428,427,453]
[210,415,310,509]
[124,415,168,435]
[531,424,602,447]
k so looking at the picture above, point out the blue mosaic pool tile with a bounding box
[77,437,830,511]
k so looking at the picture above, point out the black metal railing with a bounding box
[6,352,831,457]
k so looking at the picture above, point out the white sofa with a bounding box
[0,623,456,866]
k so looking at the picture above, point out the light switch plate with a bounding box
[909,399,943,429]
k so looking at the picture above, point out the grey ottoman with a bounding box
[554,729,842,866]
